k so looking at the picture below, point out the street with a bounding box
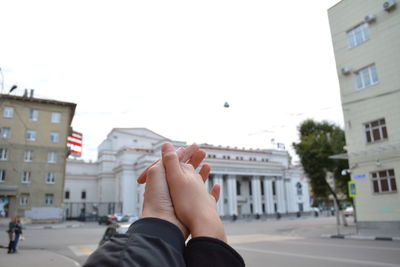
[1,216,399,267]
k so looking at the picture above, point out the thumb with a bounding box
[162,143,183,185]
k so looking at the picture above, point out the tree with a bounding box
[293,119,350,224]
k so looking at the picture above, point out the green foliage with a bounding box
[293,119,350,202]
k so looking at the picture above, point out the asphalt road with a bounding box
[1,216,399,267]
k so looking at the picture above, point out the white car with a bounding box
[344,206,354,216]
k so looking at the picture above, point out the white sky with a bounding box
[1,0,343,162]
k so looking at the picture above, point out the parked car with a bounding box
[99,223,131,246]
[98,215,117,225]
[344,206,354,217]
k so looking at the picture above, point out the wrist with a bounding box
[141,210,188,238]
[190,216,227,242]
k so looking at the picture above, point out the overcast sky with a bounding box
[1,0,342,162]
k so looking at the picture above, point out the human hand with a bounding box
[162,142,226,242]
[140,144,207,239]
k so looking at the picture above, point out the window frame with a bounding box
[0,127,11,139]
[0,169,5,183]
[24,150,33,162]
[20,194,29,206]
[364,118,388,144]
[371,169,397,194]
[3,107,14,118]
[50,132,60,143]
[48,152,57,163]
[22,171,31,184]
[29,109,39,121]
[45,194,54,205]
[46,172,56,184]
[0,148,8,161]
[355,64,379,90]
[26,129,37,142]
[51,112,61,123]
[347,23,369,48]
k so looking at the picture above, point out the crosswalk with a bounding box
[68,234,303,257]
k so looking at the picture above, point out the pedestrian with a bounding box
[10,218,23,253]
[7,217,17,254]
[84,143,245,267]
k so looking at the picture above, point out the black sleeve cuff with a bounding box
[186,236,245,267]
[128,217,185,253]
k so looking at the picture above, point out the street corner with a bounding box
[0,248,81,267]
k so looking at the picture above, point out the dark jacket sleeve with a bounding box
[83,217,186,267]
[185,237,245,267]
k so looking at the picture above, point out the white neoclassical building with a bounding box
[64,128,311,219]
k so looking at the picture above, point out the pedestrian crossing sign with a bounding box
[348,181,357,198]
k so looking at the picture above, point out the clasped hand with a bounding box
[138,142,226,242]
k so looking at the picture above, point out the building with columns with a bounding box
[65,128,311,219]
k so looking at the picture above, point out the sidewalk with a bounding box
[0,218,82,230]
[0,249,80,267]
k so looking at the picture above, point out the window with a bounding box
[65,190,70,200]
[24,150,33,162]
[22,171,31,183]
[347,23,369,48]
[46,172,56,184]
[0,170,5,183]
[29,109,39,121]
[364,119,388,144]
[26,129,37,141]
[51,112,61,123]
[3,107,14,118]
[249,180,252,196]
[48,152,57,163]
[0,148,8,160]
[272,181,276,196]
[296,182,303,195]
[0,127,11,139]
[355,64,378,90]
[81,190,86,200]
[45,194,54,205]
[20,195,29,206]
[50,132,59,143]
[372,169,397,193]
[236,181,241,195]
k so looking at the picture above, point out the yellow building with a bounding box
[328,0,400,235]
[0,92,76,222]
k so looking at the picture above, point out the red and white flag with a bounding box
[67,131,83,157]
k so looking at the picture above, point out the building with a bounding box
[328,0,400,234]
[0,92,76,222]
[65,128,311,220]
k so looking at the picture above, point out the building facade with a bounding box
[65,128,311,219]
[328,0,400,234]
[0,93,76,221]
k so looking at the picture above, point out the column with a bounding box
[227,175,238,216]
[276,176,287,213]
[263,177,274,214]
[204,178,209,192]
[214,174,224,216]
[285,179,295,212]
[251,176,262,216]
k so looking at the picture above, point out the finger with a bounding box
[137,160,159,184]
[188,150,206,169]
[179,144,199,163]
[199,164,211,182]
[210,184,220,202]
[162,143,184,185]
[137,146,196,184]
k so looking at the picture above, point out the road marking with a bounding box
[69,245,97,256]
[280,240,400,251]
[227,234,303,245]
[234,246,400,267]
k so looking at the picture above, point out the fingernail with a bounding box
[162,143,174,154]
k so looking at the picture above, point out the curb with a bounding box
[25,223,82,230]
[321,234,400,241]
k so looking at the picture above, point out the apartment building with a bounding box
[0,92,76,222]
[328,0,400,234]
